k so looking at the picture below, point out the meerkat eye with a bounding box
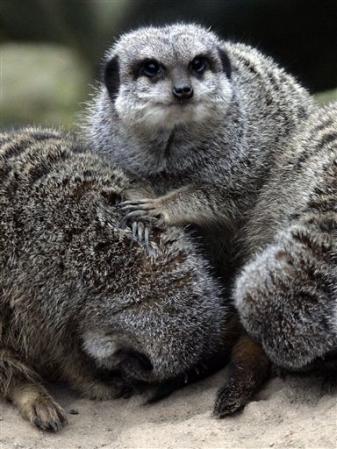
[140,60,161,78]
[190,57,209,75]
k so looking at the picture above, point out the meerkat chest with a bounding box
[143,151,224,195]
[146,173,187,195]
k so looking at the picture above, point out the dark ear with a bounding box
[103,55,120,101]
[217,47,231,79]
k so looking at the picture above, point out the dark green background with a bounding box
[1,0,336,129]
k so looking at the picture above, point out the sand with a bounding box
[0,367,336,449]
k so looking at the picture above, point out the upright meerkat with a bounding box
[0,128,269,431]
[83,24,313,276]
[82,24,313,412]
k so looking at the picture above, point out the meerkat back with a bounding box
[234,103,337,371]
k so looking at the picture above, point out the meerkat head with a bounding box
[103,24,232,129]
[79,224,226,384]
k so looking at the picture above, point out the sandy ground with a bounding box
[0,368,336,449]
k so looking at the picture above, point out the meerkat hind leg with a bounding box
[61,354,134,401]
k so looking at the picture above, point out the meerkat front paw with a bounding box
[120,197,169,226]
[14,385,67,432]
[120,196,166,256]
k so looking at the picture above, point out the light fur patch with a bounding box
[82,330,120,360]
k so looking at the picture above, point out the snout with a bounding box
[82,327,202,384]
[82,329,157,382]
[172,84,194,100]
[115,348,154,382]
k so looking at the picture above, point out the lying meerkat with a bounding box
[0,128,268,431]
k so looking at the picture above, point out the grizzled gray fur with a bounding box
[0,128,228,431]
[235,103,337,371]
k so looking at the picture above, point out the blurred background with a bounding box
[1,0,336,130]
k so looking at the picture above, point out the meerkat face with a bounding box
[103,24,232,129]
[82,328,154,379]
[81,283,226,384]
[81,297,225,384]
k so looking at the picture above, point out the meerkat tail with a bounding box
[214,333,271,417]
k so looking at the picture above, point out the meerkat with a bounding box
[83,23,312,255]
[0,128,269,431]
[234,103,337,372]
[81,23,313,413]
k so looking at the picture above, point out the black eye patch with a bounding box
[133,59,164,79]
[190,56,210,76]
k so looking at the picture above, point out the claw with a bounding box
[126,211,145,220]
[121,204,155,212]
[147,242,160,259]
[129,221,155,255]
[147,245,156,258]
[132,221,138,239]
[144,227,149,247]
[120,199,156,213]
[118,215,129,229]
[137,221,144,243]
[121,199,152,206]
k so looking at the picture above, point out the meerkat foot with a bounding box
[78,378,133,401]
[62,356,135,401]
[214,335,270,417]
[11,383,67,432]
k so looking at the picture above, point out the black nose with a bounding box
[117,349,153,381]
[172,85,193,100]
